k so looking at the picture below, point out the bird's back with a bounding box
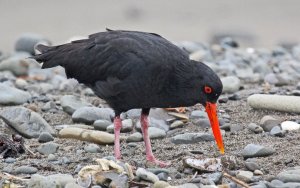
[33,29,199,113]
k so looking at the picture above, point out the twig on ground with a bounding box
[223,171,251,188]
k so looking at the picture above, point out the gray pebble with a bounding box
[192,119,211,129]
[170,120,184,130]
[245,160,260,171]
[0,83,31,105]
[37,142,59,155]
[93,119,111,131]
[106,119,133,133]
[190,110,207,119]
[221,76,240,93]
[4,157,16,163]
[41,101,56,111]
[72,107,114,124]
[0,107,55,139]
[14,166,38,174]
[15,33,50,55]
[277,166,300,182]
[270,126,285,137]
[149,127,166,139]
[136,167,159,183]
[157,172,168,181]
[236,170,253,183]
[61,157,71,164]
[242,144,275,158]
[47,154,57,161]
[84,144,101,153]
[127,132,143,142]
[60,95,92,115]
[38,132,54,143]
[247,123,264,134]
[260,115,280,132]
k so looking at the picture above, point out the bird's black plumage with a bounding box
[33,29,222,114]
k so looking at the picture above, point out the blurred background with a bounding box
[1,0,300,52]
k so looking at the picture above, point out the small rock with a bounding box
[127,132,143,142]
[170,120,184,129]
[264,73,279,85]
[0,83,31,105]
[14,166,38,174]
[15,33,50,55]
[218,97,229,103]
[190,110,207,119]
[157,172,168,181]
[260,115,280,132]
[84,144,101,153]
[15,78,28,89]
[193,119,211,129]
[59,78,79,92]
[93,119,112,131]
[58,127,116,145]
[171,133,214,144]
[248,94,300,113]
[41,101,56,111]
[236,170,253,183]
[149,127,166,139]
[183,158,222,172]
[136,168,159,183]
[37,142,59,155]
[61,157,71,164]
[60,95,92,115]
[221,76,240,93]
[242,144,275,158]
[247,123,263,134]
[0,54,32,76]
[245,160,260,171]
[277,166,300,182]
[4,157,16,163]
[47,154,57,161]
[254,170,264,175]
[38,132,54,143]
[72,107,114,124]
[107,119,133,133]
[281,121,300,131]
[0,107,56,138]
[270,126,285,137]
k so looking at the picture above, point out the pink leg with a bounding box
[141,114,170,167]
[114,116,122,160]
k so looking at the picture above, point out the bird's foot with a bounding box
[146,156,170,167]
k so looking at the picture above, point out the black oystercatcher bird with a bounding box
[32,29,224,167]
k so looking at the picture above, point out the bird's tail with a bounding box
[31,44,62,69]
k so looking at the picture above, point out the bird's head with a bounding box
[197,62,224,154]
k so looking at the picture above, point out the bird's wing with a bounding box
[33,30,189,98]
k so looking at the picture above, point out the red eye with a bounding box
[204,86,212,94]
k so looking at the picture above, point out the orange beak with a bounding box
[205,102,225,154]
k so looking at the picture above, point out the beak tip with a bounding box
[220,147,225,155]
